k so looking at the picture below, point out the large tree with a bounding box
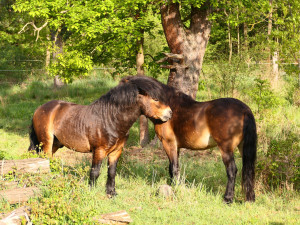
[160,1,212,98]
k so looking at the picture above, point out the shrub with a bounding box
[257,130,300,190]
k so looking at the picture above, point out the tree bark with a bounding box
[298,50,300,89]
[160,1,212,99]
[228,22,232,63]
[237,25,240,56]
[51,30,64,88]
[45,35,51,76]
[136,30,149,147]
[272,51,279,84]
[243,22,248,51]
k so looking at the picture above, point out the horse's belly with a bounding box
[180,132,217,150]
[57,134,91,153]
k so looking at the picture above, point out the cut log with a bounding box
[0,187,40,204]
[93,210,133,224]
[0,206,32,225]
[0,158,50,176]
[0,181,18,190]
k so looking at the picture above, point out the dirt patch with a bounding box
[53,146,220,167]
[54,148,92,166]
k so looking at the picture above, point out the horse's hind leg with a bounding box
[220,148,237,204]
[37,132,55,157]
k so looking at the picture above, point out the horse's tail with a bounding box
[28,120,40,153]
[241,110,257,202]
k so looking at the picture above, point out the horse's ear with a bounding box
[137,87,147,96]
[120,76,133,84]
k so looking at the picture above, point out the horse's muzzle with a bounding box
[161,109,172,122]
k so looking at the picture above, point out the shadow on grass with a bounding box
[117,148,243,195]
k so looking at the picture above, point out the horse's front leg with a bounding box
[162,139,180,183]
[106,148,123,197]
[89,148,106,187]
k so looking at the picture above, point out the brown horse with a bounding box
[28,75,172,196]
[126,76,257,203]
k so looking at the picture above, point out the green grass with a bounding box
[0,72,299,224]
[1,152,299,224]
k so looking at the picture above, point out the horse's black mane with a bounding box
[91,75,170,108]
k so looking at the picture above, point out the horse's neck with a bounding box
[169,93,197,109]
[90,100,141,134]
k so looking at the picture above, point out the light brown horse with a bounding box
[126,76,257,203]
[28,75,172,196]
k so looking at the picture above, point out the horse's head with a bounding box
[121,75,172,122]
[137,94,172,122]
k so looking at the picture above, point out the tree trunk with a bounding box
[51,30,64,88]
[136,34,145,75]
[136,30,149,147]
[45,35,51,76]
[237,9,240,56]
[243,22,248,51]
[228,22,232,63]
[298,51,300,89]
[160,1,212,99]
[272,51,279,84]
[237,25,240,56]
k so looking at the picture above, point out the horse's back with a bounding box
[33,100,76,126]
[32,100,63,132]
[165,98,252,150]
[205,98,252,150]
[32,100,93,152]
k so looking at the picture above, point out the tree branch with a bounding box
[19,21,48,41]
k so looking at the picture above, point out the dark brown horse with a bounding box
[126,76,257,203]
[28,75,172,196]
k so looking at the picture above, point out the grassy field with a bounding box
[0,73,299,224]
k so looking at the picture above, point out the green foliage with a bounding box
[0,150,7,160]
[257,130,300,190]
[48,50,93,83]
[248,78,280,113]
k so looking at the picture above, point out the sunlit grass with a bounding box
[0,72,299,224]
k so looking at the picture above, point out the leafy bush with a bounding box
[0,150,7,160]
[248,78,281,113]
[257,130,300,190]
[48,50,93,83]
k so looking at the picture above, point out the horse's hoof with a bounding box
[106,190,117,198]
[224,197,233,204]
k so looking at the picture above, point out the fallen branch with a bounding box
[0,206,32,225]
